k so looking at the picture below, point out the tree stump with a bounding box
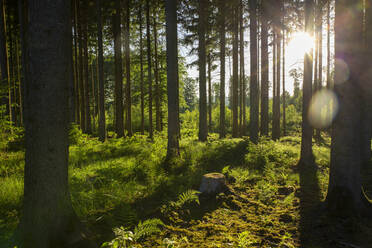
[199,173,227,195]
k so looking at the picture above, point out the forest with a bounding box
[1,0,372,247]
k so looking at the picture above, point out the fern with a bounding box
[133,218,164,241]
[175,189,200,207]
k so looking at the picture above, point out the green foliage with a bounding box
[101,218,164,248]
[171,189,200,208]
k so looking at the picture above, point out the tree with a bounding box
[77,0,86,132]
[124,0,132,136]
[299,0,314,166]
[83,0,92,134]
[249,0,259,143]
[183,77,197,111]
[326,0,371,215]
[198,0,207,141]
[240,0,246,136]
[96,0,106,142]
[260,0,269,136]
[113,0,124,138]
[165,0,180,158]
[219,0,226,138]
[0,0,9,117]
[15,1,94,246]
[154,6,161,132]
[232,0,239,138]
[146,0,153,139]
[139,5,145,135]
[272,0,281,141]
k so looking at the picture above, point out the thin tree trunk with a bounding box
[113,0,124,137]
[272,32,276,134]
[232,0,239,138]
[315,9,323,140]
[219,0,226,138]
[240,0,245,136]
[139,6,144,135]
[326,0,331,122]
[260,1,269,136]
[83,2,91,134]
[165,0,180,158]
[282,30,286,136]
[273,17,281,140]
[0,0,9,118]
[208,52,212,130]
[300,0,315,166]
[73,0,80,125]
[77,0,86,132]
[96,0,106,142]
[124,0,132,136]
[146,0,153,139]
[153,9,161,132]
[198,0,208,141]
[249,0,258,143]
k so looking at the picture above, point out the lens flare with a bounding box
[308,89,339,129]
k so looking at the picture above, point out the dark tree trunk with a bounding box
[73,0,80,125]
[139,6,145,135]
[272,13,281,141]
[15,1,94,247]
[153,9,161,132]
[326,0,368,216]
[249,0,258,143]
[96,0,106,142]
[83,1,91,134]
[113,0,124,138]
[198,0,208,141]
[260,1,269,136]
[315,7,323,140]
[240,0,246,136]
[124,0,132,136]
[77,0,86,132]
[272,32,276,134]
[146,0,153,139]
[300,0,315,166]
[7,12,15,125]
[282,30,286,136]
[0,0,9,117]
[232,0,239,138]
[17,0,27,127]
[69,12,75,124]
[165,0,180,158]
[326,0,331,122]
[219,0,226,139]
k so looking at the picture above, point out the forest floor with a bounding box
[1,128,372,247]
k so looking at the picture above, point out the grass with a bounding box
[1,129,372,247]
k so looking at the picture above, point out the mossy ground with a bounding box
[1,129,372,247]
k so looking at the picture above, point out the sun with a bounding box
[287,32,314,58]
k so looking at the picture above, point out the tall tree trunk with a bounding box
[326,0,368,215]
[219,0,226,138]
[165,0,180,158]
[273,9,281,141]
[73,0,80,125]
[272,31,276,134]
[8,14,15,126]
[198,0,208,141]
[240,0,246,136]
[77,0,86,132]
[139,6,144,135]
[207,51,212,130]
[96,0,106,142]
[232,0,239,138]
[124,0,132,136]
[153,9,161,132]
[282,30,286,136]
[113,0,124,138]
[249,0,258,143]
[0,0,9,118]
[300,0,315,166]
[326,0,331,122]
[315,8,323,140]
[90,62,96,132]
[83,1,91,134]
[16,32,23,126]
[18,0,28,127]
[260,1,269,136]
[146,0,153,139]
[15,1,94,246]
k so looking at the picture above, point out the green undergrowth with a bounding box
[1,130,372,247]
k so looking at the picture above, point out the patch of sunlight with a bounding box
[308,89,339,129]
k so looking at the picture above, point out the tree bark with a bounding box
[165,0,180,158]
[15,1,94,247]
[260,0,269,136]
[96,0,106,142]
[113,0,124,138]
[300,0,315,166]
[326,0,367,215]
[282,30,286,136]
[73,0,80,125]
[146,0,153,139]
[219,0,226,139]
[153,8,161,133]
[272,4,281,141]
[124,0,132,136]
[315,5,323,140]
[77,0,86,132]
[207,51,212,130]
[83,0,91,134]
[198,0,208,141]
[249,0,258,143]
[240,0,246,136]
[0,0,9,118]
[139,6,145,135]
[232,0,239,138]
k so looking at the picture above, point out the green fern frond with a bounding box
[133,218,164,241]
[176,189,200,207]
